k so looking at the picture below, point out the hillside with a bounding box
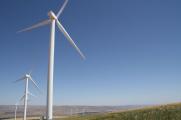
[58,103,181,120]
[0,105,142,119]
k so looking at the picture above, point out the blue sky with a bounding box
[0,0,181,105]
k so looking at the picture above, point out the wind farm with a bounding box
[18,0,85,119]
[0,0,181,120]
[14,72,40,120]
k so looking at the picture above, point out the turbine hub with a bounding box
[48,11,57,20]
[25,74,30,78]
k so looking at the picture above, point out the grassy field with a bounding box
[56,103,181,120]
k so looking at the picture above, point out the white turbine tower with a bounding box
[18,0,85,120]
[15,73,39,120]
[14,102,18,120]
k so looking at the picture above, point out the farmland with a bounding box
[1,103,181,120]
[0,105,142,119]
[57,103,181,120]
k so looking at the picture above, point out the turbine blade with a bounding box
[17,19,51,33]
[20,95,25,102]
[29,76,41,92]
[29,70,32,76]
[56,0,69,18]
[56,20,85,59]
[28,91,36,97]
[14,76,25,83]
[15,101,19,107]
[15,103,18,106]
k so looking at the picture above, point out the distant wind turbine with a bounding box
[14,94,26,120]
[14,102,18,120]
[18,0,85,119]
[15,72,40,120]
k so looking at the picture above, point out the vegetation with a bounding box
[57,103,181,120]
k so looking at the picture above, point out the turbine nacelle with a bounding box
[25,74,30,78]
[14,72,40,91]
[48,11,57,20]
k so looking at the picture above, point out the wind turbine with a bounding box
[15,72,39,120]
[14,94,26,120]
[14,102,18,120]
[18,0,85,120]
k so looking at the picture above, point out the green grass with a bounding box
[56,103,181,120]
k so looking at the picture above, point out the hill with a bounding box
[0,105,142,119]
[58,103,181,120]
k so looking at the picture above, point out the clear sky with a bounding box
[0,0,181,106]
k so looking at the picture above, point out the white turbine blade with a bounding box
[14,76,25,83]
[29,76,41,92]
[28,91,36,97]
[15,101,19,107]
[15,103,18,111]
[20,95,25,102]
[17,19,51,33]
[29,70,32,76]
[56,20,85,59]
[56,0,69,18]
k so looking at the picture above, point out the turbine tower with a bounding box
[14,102,18,120]
[18,0,85,119]
[15,72,39,120]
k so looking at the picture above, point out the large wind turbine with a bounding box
[15,73,39,120]
[18,0,85,120]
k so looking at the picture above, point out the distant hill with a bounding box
[58,103,181,120]
[0,105,143,119]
